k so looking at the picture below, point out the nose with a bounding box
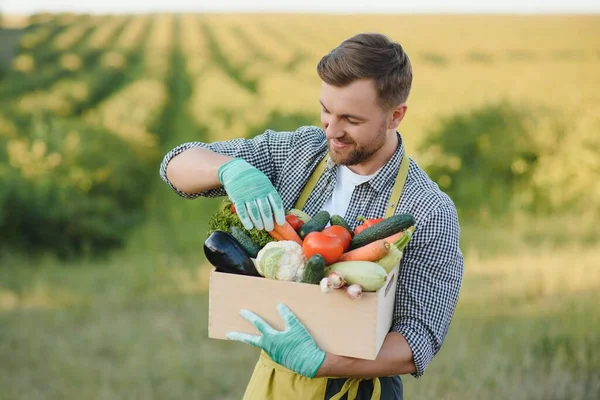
[324,119,344,140]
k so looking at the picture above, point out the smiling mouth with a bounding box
[331,139,353,146]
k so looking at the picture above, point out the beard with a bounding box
[327,124,388,166]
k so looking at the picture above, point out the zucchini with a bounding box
[325,261,388,292]
[330,215,353,237]
[395,226,415,251]
[298,210,330,239]
[229,226,261,258]
[349,213,416,250]
[301,254,326,284]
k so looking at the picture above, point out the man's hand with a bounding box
[226,304,326,378]
[218,158,286,231]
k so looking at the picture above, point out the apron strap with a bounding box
[385,151,410,218]
[295,153,329,211]
[294,151,411,218]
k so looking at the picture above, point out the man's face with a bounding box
[319,78,391,167]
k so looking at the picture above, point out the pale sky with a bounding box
[2,0,599,14]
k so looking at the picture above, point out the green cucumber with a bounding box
[330,215,353,237]
[298,210,330,239]
[349,213,416,250]
[229,226,261,258]
[301,254,327,284]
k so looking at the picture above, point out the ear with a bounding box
[387,103,408,130]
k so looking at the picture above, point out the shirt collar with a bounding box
[324,131,406,194]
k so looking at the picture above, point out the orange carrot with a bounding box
[271,221,303,245]
[268,229,285,241]
[338,239,391,262]
[383,231,404,243]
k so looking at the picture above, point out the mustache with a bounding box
[330,137,355,145]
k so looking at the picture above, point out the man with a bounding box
[160,32,463,399]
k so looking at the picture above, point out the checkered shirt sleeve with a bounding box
[391,202,464,378]
[158,128,302,200]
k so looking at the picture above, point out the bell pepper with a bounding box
[353,216,384,236]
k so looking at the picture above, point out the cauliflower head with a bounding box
[255,240,307,281]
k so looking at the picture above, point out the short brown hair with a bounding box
[317,33,412,110]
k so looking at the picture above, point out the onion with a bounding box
[346,284,363,299]
[328,271,345,289]
[320,277,333,293]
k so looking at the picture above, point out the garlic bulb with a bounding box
[346,284,363,299]
[320,277,333,293]
[328,271,345,289]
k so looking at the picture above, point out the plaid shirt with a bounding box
[159,125,464,378]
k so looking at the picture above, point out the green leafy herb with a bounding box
[207,200,275,248]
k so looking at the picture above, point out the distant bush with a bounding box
[0,112,159,258]
[420,52,448,66]
[417,102,597,221]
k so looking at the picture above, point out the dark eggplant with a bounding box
[204,230,261,277]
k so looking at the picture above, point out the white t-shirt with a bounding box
[321,165,379,220]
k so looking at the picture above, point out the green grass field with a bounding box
[1,12,599,399]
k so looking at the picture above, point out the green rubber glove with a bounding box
[226,304,326,378]
[218,158,286,232]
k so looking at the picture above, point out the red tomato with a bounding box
[285,214,304,231]
[230,204,236,214]
[321,225,352,252]
[354,217,384,235]
[302,231,344,265]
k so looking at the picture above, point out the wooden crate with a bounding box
[208,264,399,360]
